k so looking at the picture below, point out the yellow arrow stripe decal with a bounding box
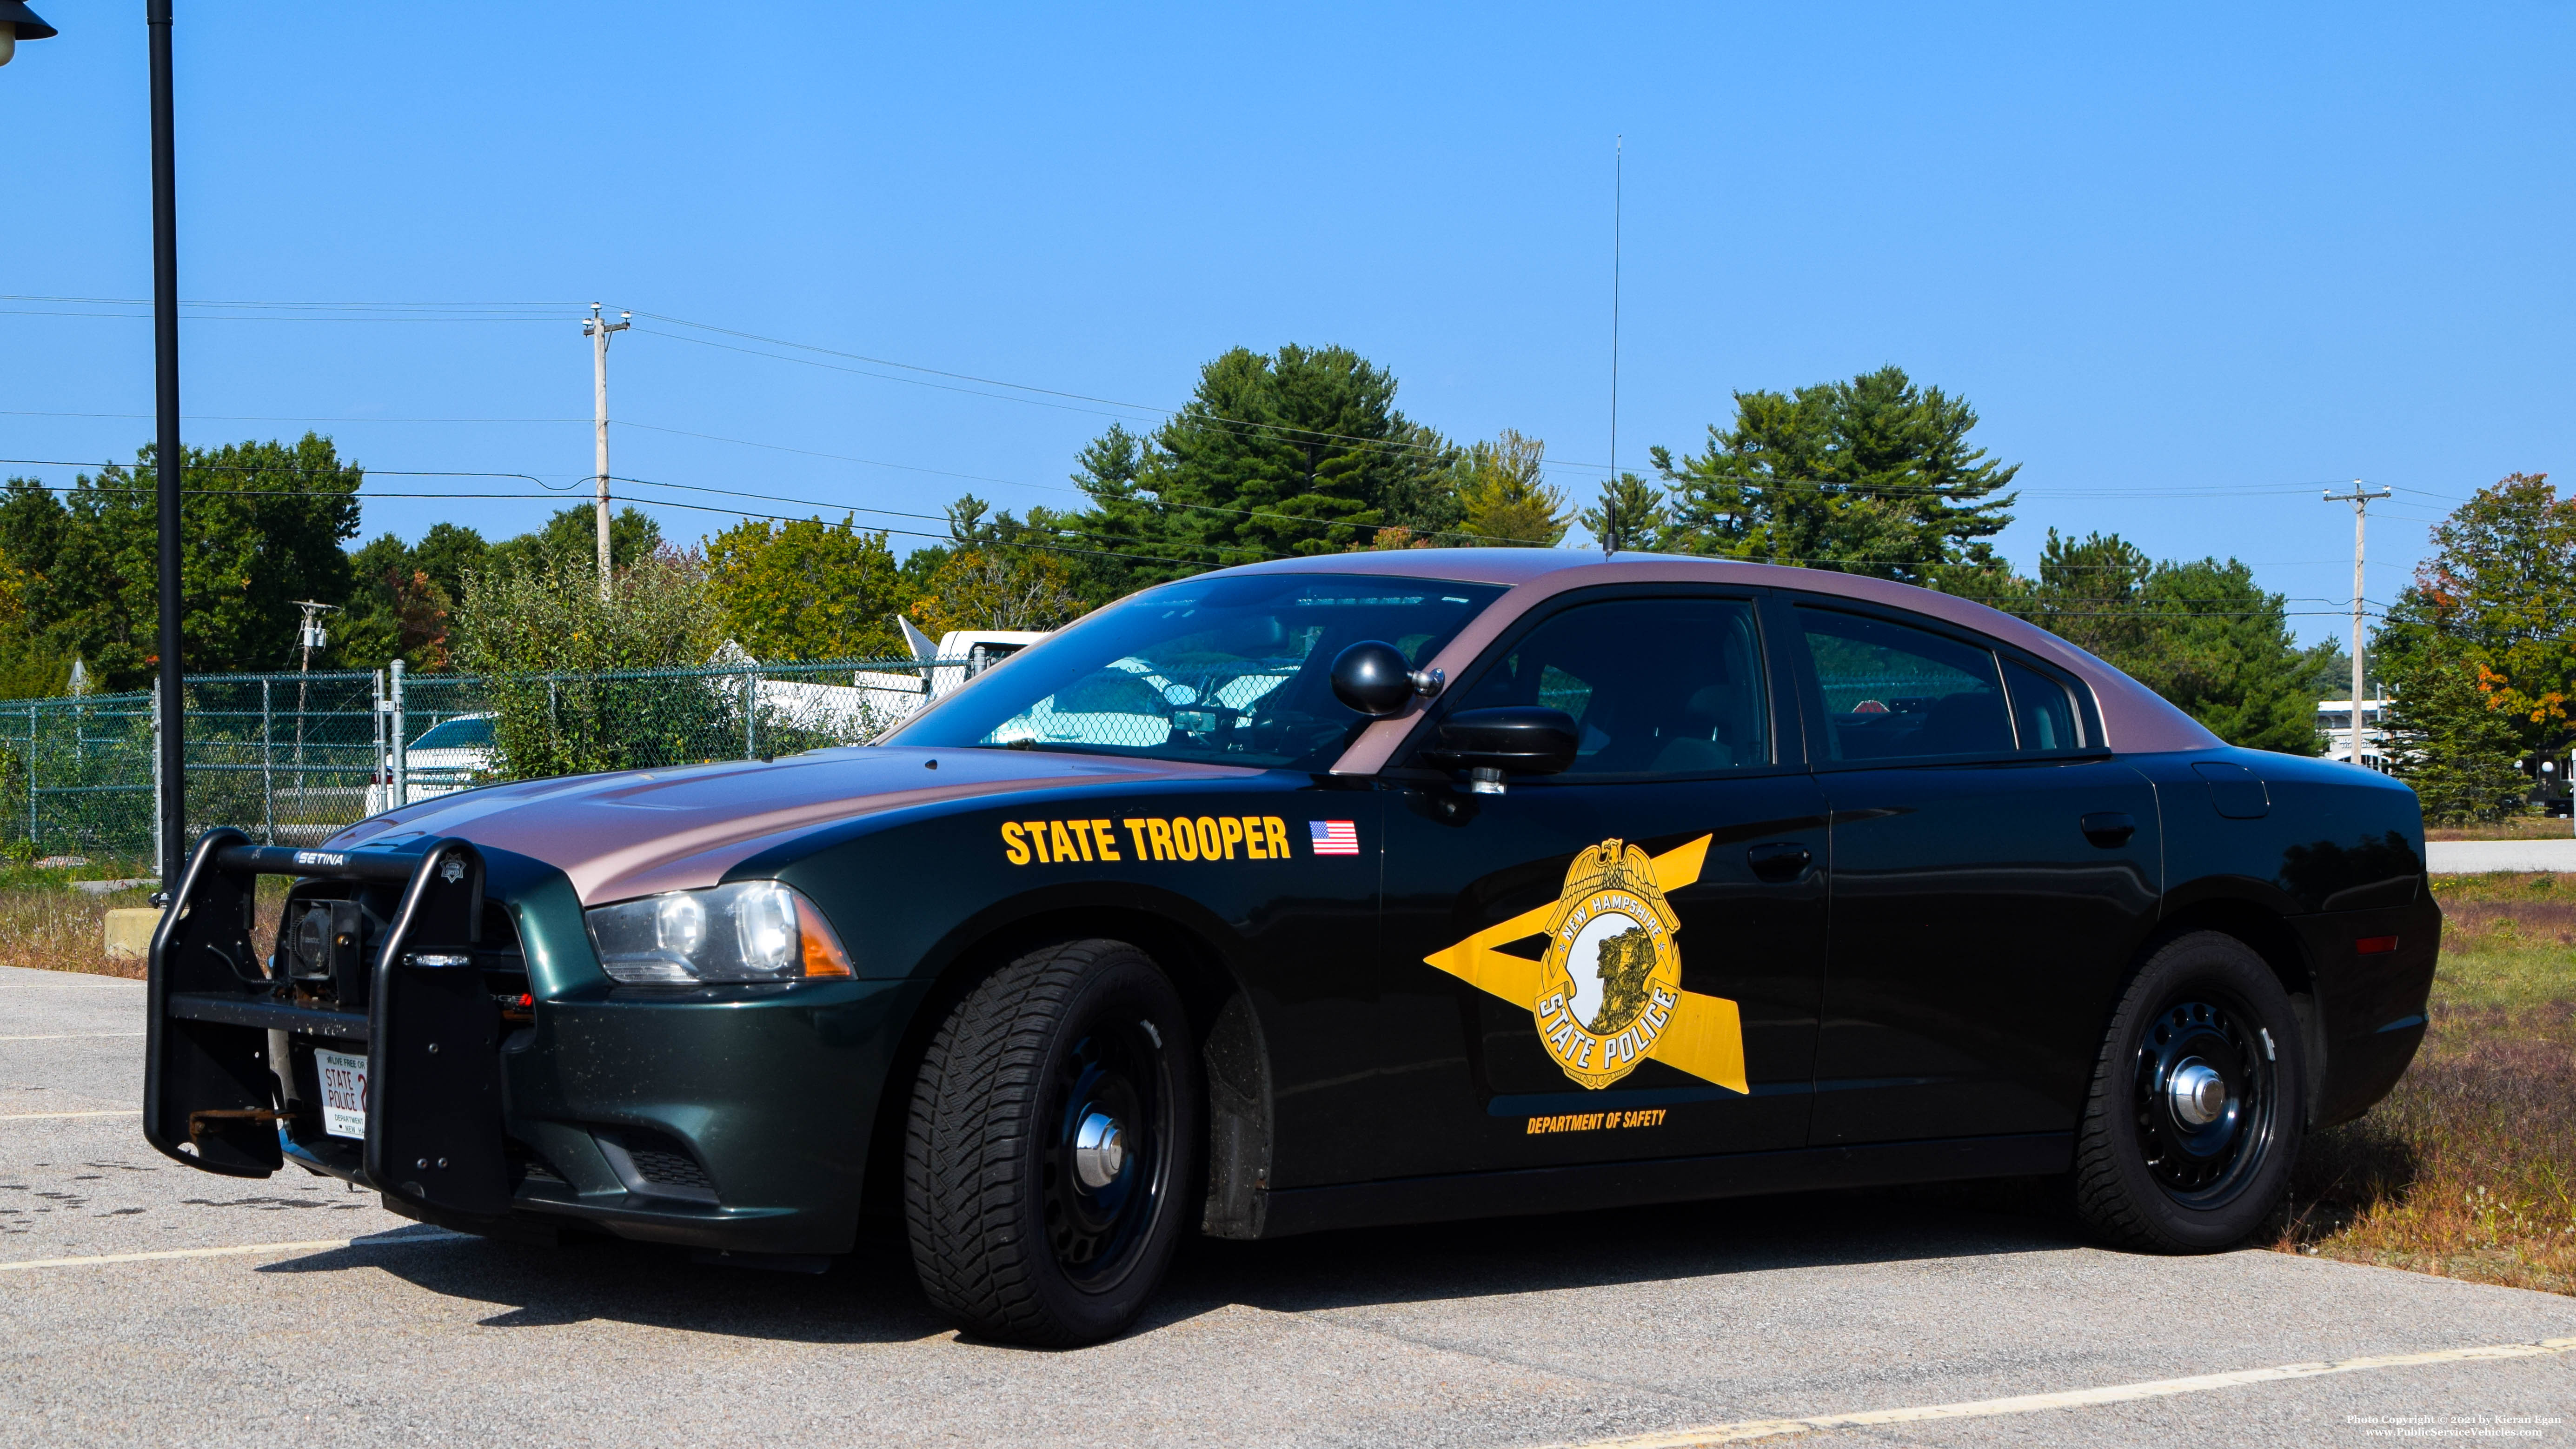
[1420,900,1554,1006]
[1424,834,1747,1094]
[1649,833,1711,894]
[1650,987,1747,1095]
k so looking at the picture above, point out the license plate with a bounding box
[316,1048,368,1140]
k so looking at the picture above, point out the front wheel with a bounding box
[904,939,1199,1347]
[2072,931,2305,1252]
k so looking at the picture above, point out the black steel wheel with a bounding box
[2074,931,2304,1252]
[1041,1008,1171,1289]
[904,938,1197,1346]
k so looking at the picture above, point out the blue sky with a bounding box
[4,2,2568,650]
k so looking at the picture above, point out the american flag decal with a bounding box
[1309,820,1360,856]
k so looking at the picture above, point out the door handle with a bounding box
[2081,811,2138,849]
[1746,842,1813,881]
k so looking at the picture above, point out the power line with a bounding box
[0,293,575,317]
[0,310,565,325]
[0,452,2440,576]
[0,457,562,488]
[7,291,1586,472]
[0,410,585,424]
[0,468,2414,617]
[13,293,2531,515]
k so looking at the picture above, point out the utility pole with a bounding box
[583,302,631,600]
[290,600,334,798]
[292,600,335,674]
[2324,480,2392,766]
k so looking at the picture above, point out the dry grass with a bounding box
[0,882,159,980]
[2277,872,2576,1294]
[0,871,284,982]
[2427,816,2575,842]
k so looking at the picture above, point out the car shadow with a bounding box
[257,1176,2085,1349]
[1157,1177,2082,1325]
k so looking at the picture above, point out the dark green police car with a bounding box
[146,549,2439,1345]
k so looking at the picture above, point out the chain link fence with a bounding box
[0,657,966,863]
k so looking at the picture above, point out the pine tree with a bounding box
[1581,472,1669,555]
[1650,366,2015,582]
[1979,529,2329,754]
[1454,431,1569,547]
[2384,642,2533,824]
[1065,346,1454,583]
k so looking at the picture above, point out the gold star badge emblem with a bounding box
[1425,835,1747,1093]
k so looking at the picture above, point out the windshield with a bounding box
[409,715,495,751]
[886,573,1506,769]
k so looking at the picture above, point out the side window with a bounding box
[1442,597,1770,778]
[1797,607,2012,762]
[2002,659,2084,752]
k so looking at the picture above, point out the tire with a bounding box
[2073,930,2305,1252]
[903,938,1199,1347]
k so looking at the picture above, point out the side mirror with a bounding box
[1330,640,1445,718]
[1421,706,1578,794]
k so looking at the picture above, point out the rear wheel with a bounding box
[904,938,1197,1346]
[2073,930,2304,1252]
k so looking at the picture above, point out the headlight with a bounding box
[586,880,855,984]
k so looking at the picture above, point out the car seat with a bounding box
[1907,689,2014,756]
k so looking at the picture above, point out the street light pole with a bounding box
[149,0,185,884]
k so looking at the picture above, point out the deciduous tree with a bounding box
[2374,472,2576,758]
[485,504,661,580]
[910,548,1085,637]
[0,436,362,689]
[451,546,725,778]
[705,514,907,660]
[337,524,487,671]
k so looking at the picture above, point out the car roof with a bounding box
[1223,548,2224,764]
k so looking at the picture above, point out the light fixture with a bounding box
[0,3,58,67]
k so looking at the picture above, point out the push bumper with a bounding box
[145,830,917,1257]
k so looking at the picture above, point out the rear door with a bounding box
[1347,587,1830,1186]
[1783,598,2162,1146]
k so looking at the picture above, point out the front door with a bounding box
[1352,590,1829,1186]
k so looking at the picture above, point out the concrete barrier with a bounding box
[2425,838,2576,875]
[102,907,161,960]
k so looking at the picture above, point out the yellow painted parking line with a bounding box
[0,1109,141,1120]
[0,1230,465,1274]
[1560,1337,2576,1447]
[0,1032,146,1041]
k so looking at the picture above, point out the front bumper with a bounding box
[477,975,916,1254]
[147,831,919,1257]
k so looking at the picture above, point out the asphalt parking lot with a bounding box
[2,960,2569,1449]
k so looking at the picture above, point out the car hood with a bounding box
[325,746,1256,904]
